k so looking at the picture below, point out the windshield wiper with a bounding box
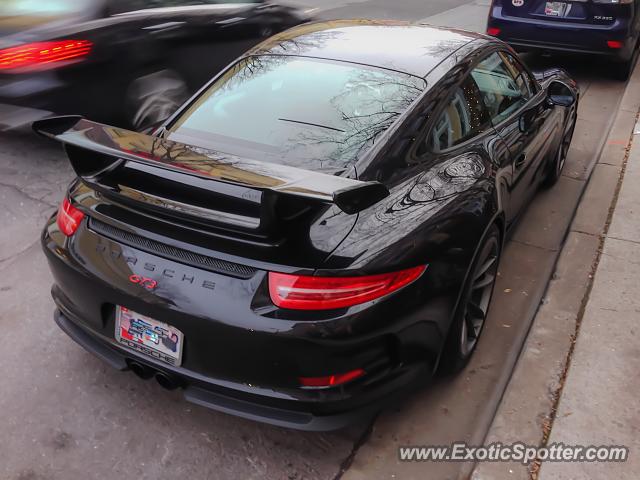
[278,118,345,133]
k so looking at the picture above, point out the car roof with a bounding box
[246,20,485,78]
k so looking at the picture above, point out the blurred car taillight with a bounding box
[0,40,92,72]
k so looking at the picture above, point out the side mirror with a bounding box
[547,80,576,107]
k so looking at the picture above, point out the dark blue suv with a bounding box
[487,0,640,79]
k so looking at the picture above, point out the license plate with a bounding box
[545,1,568,17]
[115,306,183,367]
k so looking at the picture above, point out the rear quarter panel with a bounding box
[318,43,507,337]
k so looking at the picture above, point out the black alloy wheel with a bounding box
[440,225,501,374]
[127,69,189,132]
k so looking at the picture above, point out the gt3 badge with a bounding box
[129,274,158,291]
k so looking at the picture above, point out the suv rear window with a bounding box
[168,55,426,171]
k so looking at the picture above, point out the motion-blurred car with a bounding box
[36,21,579,430]
[0,0,310,129]
[487,0,640,80]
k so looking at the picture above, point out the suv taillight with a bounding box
[268,266,426,310]
[0,40,92,72]
[57,197,84,237]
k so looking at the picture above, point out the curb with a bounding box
[471,65,640,480]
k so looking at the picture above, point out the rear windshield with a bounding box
[168,55,426,171]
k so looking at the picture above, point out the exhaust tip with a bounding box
[155,371,181,390]
[127,360,154,380]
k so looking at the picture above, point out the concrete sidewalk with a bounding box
[472,64,640,479]
[536,119,640,479]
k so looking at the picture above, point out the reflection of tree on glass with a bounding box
[296,68,425,167]
[168,56,426,172]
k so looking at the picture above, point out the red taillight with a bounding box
[268,265,427,310]
[57,197,84,237]
[607,40,623,49]
[299,368,365,388]
[487,27,501,36]
[0,40,92,72]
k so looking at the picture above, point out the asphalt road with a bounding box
[0,1,629,479]
[287,0,473,20]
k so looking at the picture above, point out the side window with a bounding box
[499,51,537,97]
[471,52,529,125]
[428,75,491,152]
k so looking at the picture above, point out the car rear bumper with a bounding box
[54,308,413,431]
[43,215,448,430]
[489,7,637,60]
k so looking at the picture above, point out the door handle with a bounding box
[515,153,526,169]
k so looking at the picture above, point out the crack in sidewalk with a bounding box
[605,235,640,247]
[333,417,376,480]
[0,180,59,209]
[509,239,559,253]
[0,238,40,270]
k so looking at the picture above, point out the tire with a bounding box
[126,69,189,132]
[613,40,639,82]
[541,110,576,188]
[439,224,501,375]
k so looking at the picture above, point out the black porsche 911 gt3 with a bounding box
[37,20,579,431]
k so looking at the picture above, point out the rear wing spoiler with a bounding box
[33,116,389,215]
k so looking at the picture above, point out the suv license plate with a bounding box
[545,2,568,16]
